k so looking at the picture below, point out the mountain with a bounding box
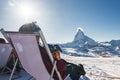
[62,28,98,48]
[60,28,120,57]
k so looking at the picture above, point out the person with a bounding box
[52,46,67,80]
[19,22,67,80]
[7,50,21,73]
[19,22,40,33]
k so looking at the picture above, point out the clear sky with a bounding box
[0,0,120,43]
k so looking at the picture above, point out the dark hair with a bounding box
[19,22,40,33]
[0,38,6,43]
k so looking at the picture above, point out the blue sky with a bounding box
[0,0,120,43]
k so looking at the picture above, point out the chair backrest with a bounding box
[9,33,53,80]
[0,43,12,68]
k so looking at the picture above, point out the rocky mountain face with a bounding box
[60,28,120,57]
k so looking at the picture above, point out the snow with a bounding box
[63,48,77,53]
[61,53,120,80]
[0,70,32,80]
[1,53,120,80]
[77,27,84,32]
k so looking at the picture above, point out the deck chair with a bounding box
[1,27,63,80]
[7,32,62,80]
[0,43,12,73]
[0,29,19,75]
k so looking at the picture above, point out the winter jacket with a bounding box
[54,58,67,80]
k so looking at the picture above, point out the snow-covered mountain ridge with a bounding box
[60,28,120,57]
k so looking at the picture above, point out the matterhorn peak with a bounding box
[62,27,98,50]
[77,27,84,32]
[74,27,85,41]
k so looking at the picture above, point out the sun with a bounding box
[19,4,33,18]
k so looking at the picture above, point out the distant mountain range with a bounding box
[60,28,120,57]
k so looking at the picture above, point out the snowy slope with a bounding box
[61,53,120,80]
[1,53,120,80]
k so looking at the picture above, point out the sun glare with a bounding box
[19,4,33,18]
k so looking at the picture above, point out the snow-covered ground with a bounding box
[1,54,120,80]
[61,54,120,80]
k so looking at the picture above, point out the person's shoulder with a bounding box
[60,58,66,61]
[59,59,67,63]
